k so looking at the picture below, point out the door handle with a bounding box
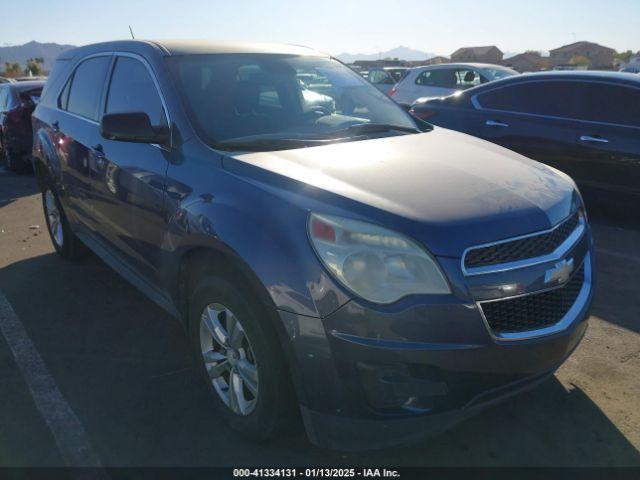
[580,135,609,144]
[486,120,509,128]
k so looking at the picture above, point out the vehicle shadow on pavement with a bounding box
[0,252,638,467]
[0,170,39,208]
[591,227,640,334]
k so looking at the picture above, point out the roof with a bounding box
[473,70,640,90]
[451,46,501,57]
[503,52,551,65]
[58,39,328,61]
[3,80,45,90]
[550,41,616,54]
[411,62,511,71]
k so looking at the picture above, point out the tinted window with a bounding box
[578,83,640,127]
[106,56,167,126]
[67,56,110,120]
[477,81,583,119]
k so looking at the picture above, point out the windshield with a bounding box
[166,54,418,150]
[482,66,518,81]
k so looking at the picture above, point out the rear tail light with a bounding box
[389,87,397,96]
[409,107,437,121]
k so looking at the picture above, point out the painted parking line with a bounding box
[0,291,105,470]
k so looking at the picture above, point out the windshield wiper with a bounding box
[329,123,421,138]
[216,137,340,152]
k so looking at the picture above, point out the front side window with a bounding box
[577,83,640,127]
[166,54,418,150]
[477,81,584,119]
[105,56,167,126]
[66,56,111,120]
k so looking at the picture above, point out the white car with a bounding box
[389,63,518,106]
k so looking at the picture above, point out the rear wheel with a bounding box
[42,185,85,259]
[189,274,297,440]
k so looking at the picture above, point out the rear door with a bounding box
[91,54,171,282]
[471,80,585,174]
[568,82,640,222]
[55,55,112,225]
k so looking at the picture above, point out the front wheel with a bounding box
[189,275,297,440]
[42,186,85,259]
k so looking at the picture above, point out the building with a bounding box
[503,51,551,72]
[549,41,616,70]
[424,56,450,65]
[451,46,503,64]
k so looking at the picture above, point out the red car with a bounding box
[0,80,45,172]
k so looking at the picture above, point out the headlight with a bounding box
[308,213,450,304]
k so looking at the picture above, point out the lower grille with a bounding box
[481,263,585,335]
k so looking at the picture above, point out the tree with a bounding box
[25,57,44,76]
[615,50,634,63]
[3,62,22,78]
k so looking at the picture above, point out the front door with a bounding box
[90,54,172,282]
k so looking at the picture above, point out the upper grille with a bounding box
[480,263,585,335]
[464,212,581,270]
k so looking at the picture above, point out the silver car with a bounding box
[390,63,518,106]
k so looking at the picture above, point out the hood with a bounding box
[226,128,577,257]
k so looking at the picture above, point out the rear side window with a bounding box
[105,56,167,126]
[477,81,583,119]
[577,83,640,127]
[65,56,111,120]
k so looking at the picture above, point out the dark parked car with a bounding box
[0,80,44,171]
[32,41,593,450]
[409,71,640,225]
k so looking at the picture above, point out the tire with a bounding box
[41,182,85,259]
[189,274,297,440]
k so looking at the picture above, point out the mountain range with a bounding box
[0,41,76,71]
[335,46,437,63]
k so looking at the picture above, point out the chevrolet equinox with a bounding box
[32,41,594,451]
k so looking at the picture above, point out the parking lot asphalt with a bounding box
[0,168,638,467]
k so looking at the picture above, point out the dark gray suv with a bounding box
[32,40,593,450]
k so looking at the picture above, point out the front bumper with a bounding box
[277,233,594,450]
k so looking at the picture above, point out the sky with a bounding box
[1,0,639,55]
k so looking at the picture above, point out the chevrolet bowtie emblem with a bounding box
[545,258,574,285]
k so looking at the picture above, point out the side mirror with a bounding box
[101,112,170,145]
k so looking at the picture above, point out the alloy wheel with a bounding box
[199,303,259,415]
[44,189,64,247]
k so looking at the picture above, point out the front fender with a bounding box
[164,192,351,320]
